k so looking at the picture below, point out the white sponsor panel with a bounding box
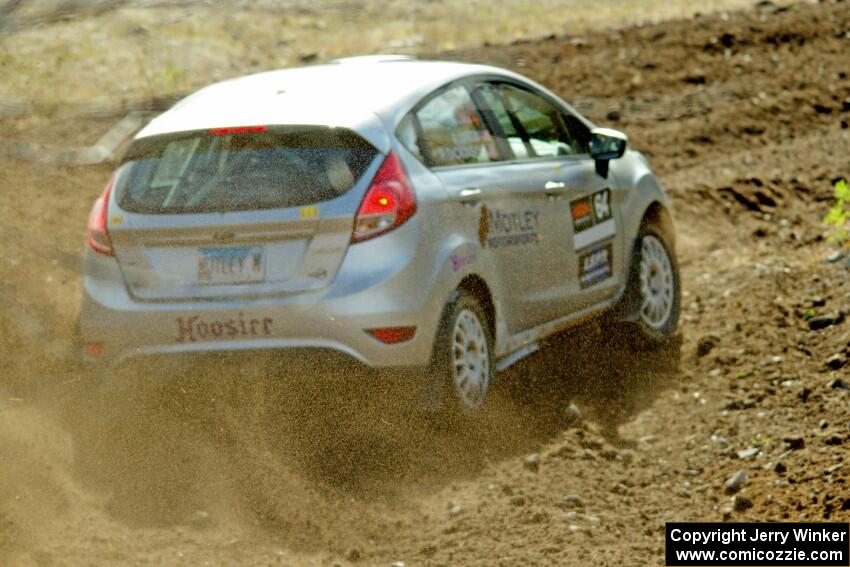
[574,218,615,250]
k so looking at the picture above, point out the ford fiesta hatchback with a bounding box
[80,55,680,411]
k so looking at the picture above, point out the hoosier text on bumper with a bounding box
[176,313,273,343]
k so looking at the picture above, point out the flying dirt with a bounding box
[1,1,849,565]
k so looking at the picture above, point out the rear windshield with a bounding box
[116,126,377,214]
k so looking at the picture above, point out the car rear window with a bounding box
[116,126,378,214]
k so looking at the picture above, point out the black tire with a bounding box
[428,290,495,415]
[621,223,681,347]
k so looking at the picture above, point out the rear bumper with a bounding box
[79,234,446,368]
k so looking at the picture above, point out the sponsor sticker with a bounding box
[571,188,615,250]
[479,205,541,249]
[571,198,594,232]
[578,241,613,289]
[176,312,273,343]
[451,252,476,272]
[299,205,319,219]
[478,205,490,247]
[593,190,612,222]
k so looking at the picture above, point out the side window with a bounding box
[415,85,500,167]
[397,115,424,162]
[475,83,531,160]
[502,85,573,157]
[495,84,589,158]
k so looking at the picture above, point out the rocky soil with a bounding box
[1,1,849,565]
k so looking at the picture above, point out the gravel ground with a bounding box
[1,1,849,565]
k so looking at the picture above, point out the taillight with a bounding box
[87,174,115,256]
[352,152,416,243]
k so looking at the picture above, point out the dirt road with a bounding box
[1,1,849,565]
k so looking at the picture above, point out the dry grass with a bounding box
[0,0,808,110]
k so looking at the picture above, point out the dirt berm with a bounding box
[1,1,849,565]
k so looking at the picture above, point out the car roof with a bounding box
[136,57,519,149]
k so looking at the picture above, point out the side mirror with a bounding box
[589,128,628,178]
[589,128,628,161]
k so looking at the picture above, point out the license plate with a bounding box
[197,246,264,285]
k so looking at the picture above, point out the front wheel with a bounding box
[429,291,495,413]
[625,226,681,345]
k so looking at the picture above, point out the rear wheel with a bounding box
[429,291,495,413]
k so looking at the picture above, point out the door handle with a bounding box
[457,187,482,206]
[544,180,566,197]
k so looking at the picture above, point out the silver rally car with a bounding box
[80,55,680,410]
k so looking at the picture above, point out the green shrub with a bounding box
[824,179,850,243]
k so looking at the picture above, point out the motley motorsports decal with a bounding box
[479,205,540,249]
[571,188,615,250]
[578,241,613,289]
[478,205,489,247]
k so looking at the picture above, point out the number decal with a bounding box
[571,188,615,250]
[592,190,611,222]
